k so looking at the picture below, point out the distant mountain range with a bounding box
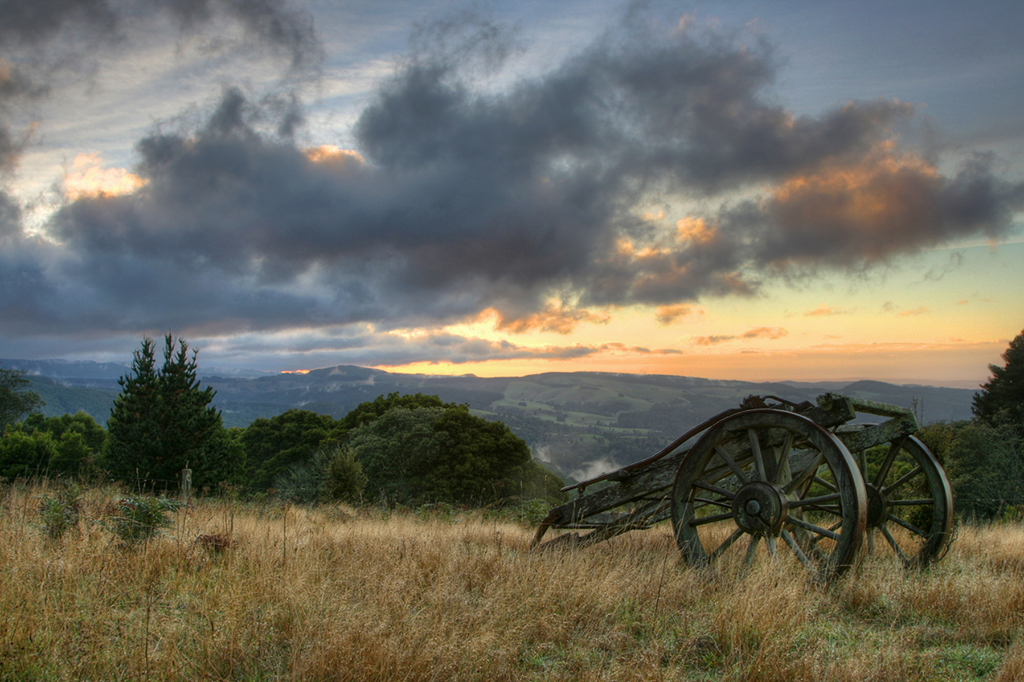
[4,358,980,483]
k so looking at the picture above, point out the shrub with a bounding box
[38,485,81,540]
[273,445,366,505]
[103,495,184,547]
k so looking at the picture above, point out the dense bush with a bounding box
[918,420,1024,519]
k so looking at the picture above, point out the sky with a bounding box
[1,0,1022,388]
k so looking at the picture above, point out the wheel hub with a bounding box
[732,482,788,535]
[866,484,888,527]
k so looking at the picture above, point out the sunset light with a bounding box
[63,154,148,201]
[0,1,1020,389]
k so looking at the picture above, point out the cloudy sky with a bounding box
[1,0,1022,387]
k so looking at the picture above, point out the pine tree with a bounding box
[105,334,236,490]
[105,338,160,486]
[973,329,1024,437]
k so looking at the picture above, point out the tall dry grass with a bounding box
[1,480,1022,681]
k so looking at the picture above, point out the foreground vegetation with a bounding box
[2,482,1023,681]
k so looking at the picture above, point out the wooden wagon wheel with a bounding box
[670,409,867,583]
[857,435,954,567]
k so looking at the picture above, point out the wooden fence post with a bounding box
[181,468,192,506]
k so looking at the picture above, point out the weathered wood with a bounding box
[834,417,918,453]
[533,393,952,564]
[542,450,684,526]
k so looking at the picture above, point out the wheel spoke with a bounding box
[772,433,794,485]
[811,475,838,493]
[688,511,736,527]
[714,445,748,485]
[709,528,746,562]
[799,505,843,516]
[880,524,910,565]
[743,535,759,568]
[884,466,924,495]
[780,529,815,574]
[693,496,732,509]
[784,451,825,494]
[873,440,903,488]
[672,409,864,583]
[748,429,766,481]
[787,515,841,542]
[806,518,839,544]
[886,513,929,539]
[867,528,876,553]
[788,493,841,508]
[693,480,737,500]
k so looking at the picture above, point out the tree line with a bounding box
[2,329,1023,518]
[0,335,565,507]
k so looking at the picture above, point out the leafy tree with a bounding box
[0,364,43,430]
[973,329,1024,437]
[22,412,107,454]
[429,405,541,502]
[240,409,346,490]
[347,401,564,506]
[19,412,107,477]
[105,334,237,490]
[349,407,447,504]
[0,429,55,479]
[337,392,447,432]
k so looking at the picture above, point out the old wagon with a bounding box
[532,393,954,582]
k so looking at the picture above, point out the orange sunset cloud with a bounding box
[64,154,148,200]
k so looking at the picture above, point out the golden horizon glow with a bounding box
[365,238,1024,390]
[371,336,1008,389]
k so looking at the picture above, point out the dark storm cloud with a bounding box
[0,0,320,68]
[5,8,1024,355]
[0,0,322,339]
[730,151,1024,269]
[0,0,118,45]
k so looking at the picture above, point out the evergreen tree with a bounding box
[105,334,236,490]
[973,329,1024,437]
[105,338,160,484]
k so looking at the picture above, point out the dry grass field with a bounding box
[2,481,1023,681]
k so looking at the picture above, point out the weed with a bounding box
[103,494,184,547]
[38,484,82,540]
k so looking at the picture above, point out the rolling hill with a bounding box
[5,359,979,483]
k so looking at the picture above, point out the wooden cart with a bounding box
[532,393,954,582]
